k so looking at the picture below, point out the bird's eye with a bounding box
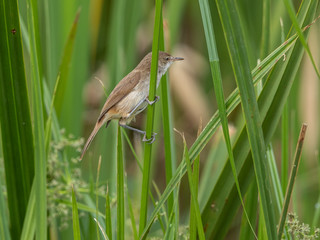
[165,57,170,60]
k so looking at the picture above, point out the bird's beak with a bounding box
[172,56,184,61]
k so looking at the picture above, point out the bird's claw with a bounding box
[142,132,157,144]
[146,96,159,105]
[153,96,160,104]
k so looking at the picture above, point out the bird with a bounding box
[80,51,184,160]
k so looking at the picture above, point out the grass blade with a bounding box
[117,126,124,239]
[283,0,320,79]
[21,182,36,240]
[94,218,109,240]
[72,187,81,240]
[58,197,105,218]
[45,74,60,156]
[239,181,258,240]
[0,0,34,237]
[189,125,201,240]
[105,186,112,240]
[277,124,307,239]
[60,3,89,137]
[0,174,11,240]
[202,1,318,237]
[281,103,289,194]
[182,135,205,240]
[266,144,291,239]
[260,0,270,60]
[280,15,289,195]
[215,0,277,238]
[96,156,102,240]
[198,0,257,237]
[139,20,306,237]
[126,177,138,240]
[139,0,163,235]
[159,18,176,218]
[122,129,167,234]
[27,0,47,238]
[139,1,317,235]
[54,10,81,115]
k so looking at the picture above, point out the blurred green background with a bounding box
[0,0,319,239]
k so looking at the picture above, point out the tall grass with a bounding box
[0,0,319,239]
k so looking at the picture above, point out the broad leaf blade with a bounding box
[0,0,34,238]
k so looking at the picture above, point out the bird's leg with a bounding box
[119,123,157,144]
[127,99,145,117]
[122,96,159,143]
[145,96,159,105]
[142,132,157,144]
[127,96,160,118]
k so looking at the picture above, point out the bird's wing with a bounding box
[97,69,143,122]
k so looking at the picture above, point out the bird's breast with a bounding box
[115,74,163,116]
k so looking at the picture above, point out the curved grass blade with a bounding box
[94,218,109,240]
[198,0,257,237]
[0,0,34,237]
[139,0,163,235]
[139,18,309,237]
[140,3,319,234]
[202,1,318,237]
[215,0,277,238]
[153,11,319,240]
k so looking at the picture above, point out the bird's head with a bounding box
[158,51,184,73]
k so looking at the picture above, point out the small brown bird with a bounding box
[80,51,183,160]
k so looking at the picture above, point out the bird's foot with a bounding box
[142,132,157,144]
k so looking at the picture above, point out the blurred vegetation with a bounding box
[0,0,319,239]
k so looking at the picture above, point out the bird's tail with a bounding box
[80,119,108,161]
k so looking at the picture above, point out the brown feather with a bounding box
[98,70,142,122]
[80,51,183,160]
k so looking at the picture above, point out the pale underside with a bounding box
[97,61,172,126]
